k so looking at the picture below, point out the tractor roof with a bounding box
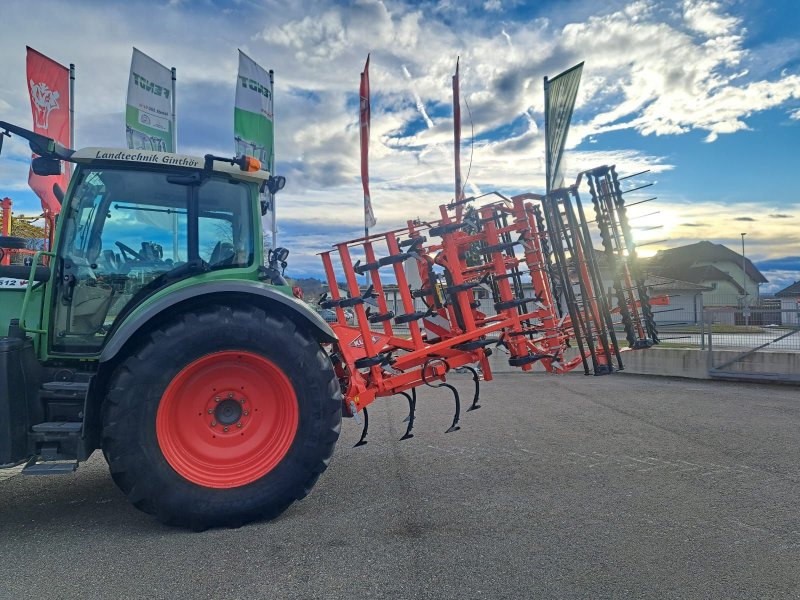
[70,147,271,183]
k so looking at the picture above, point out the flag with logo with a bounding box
[235,50,275,250]
[126,48,174,153]
[544,62,583,192]
[360,54,376,229]
[26,47,71,215]
[234,50,274,172]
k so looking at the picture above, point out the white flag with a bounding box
[126,48,174,153]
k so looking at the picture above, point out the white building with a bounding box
[775,281,800,325]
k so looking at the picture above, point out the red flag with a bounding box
[453,57,464,219]
[360,54,376,231]
[26,47,71,218]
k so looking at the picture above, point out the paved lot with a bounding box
[1,373,798,599]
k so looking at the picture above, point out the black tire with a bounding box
[102,304,342,529]
[0,236,27,250]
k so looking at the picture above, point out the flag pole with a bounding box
[453,57,464,220]
[362,71,368,242]
[543,75,550,195]
[359,54,374,242]
[68,63,75,177]
[269,68,277,250]
[171,66,177,151]
[171,65,179,259]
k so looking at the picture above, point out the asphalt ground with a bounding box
[0,373,798,599]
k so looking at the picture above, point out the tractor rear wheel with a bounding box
[102,304,341,529]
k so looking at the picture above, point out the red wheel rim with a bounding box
[156,351,299,488]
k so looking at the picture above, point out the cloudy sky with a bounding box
[1,0,799,291]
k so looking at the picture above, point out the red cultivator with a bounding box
[320,165,667,441]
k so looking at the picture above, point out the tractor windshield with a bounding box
[51,166,254,353]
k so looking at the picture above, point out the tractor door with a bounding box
[50,166,254,355]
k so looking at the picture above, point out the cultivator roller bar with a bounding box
[583,165,660,346]
[320,172,666,438]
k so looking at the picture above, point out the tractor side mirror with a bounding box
[31,156,61,176]
[267,175,286,195]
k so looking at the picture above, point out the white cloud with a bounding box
[682,0,739,37]
[401,65,434,128]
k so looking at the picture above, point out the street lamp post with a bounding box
[741,232,749,326]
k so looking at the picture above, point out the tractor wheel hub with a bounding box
[214,398,242,425]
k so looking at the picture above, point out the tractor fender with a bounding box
[99,280,337,363]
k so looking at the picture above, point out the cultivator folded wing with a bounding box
[319,166,665,440]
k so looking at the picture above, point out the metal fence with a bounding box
[364,289,800,353]
[652,299,797,350]
[703,307,800,352]
[702,307,800,383]
[676,310,800,351]
[650,293,705,346]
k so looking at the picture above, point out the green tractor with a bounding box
[0,122,342,529]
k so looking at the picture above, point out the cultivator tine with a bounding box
[354,407,369,447]
[401,388,417,422]
[616,168,650,181]
[442,383,461,433]
[422,359,461,433]
[399,389,416,440]
[463,366,481,411]
[624,196,657,208]
[620,182,653,194]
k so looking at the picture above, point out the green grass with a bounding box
[652,342,701,348]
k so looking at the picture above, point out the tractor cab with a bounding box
[50,156,260,353]
[0,120,275,357]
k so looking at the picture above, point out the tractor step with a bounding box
[22,425,83,475]
[27,423,83,467]
[39,380,91,420]
[41,381,90,392]
[31,421,82,434]
[22,460,78,476]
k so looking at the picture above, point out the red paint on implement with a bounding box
[157,351,298,489]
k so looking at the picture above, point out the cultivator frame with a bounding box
[320,166,665,439]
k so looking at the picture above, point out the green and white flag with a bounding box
[544,62,583,193]
[234,50,273,173]
[126,48,175,153]
[235,50,275,251]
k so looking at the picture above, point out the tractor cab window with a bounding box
[52,166,253,353]
[197,177,251,267]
